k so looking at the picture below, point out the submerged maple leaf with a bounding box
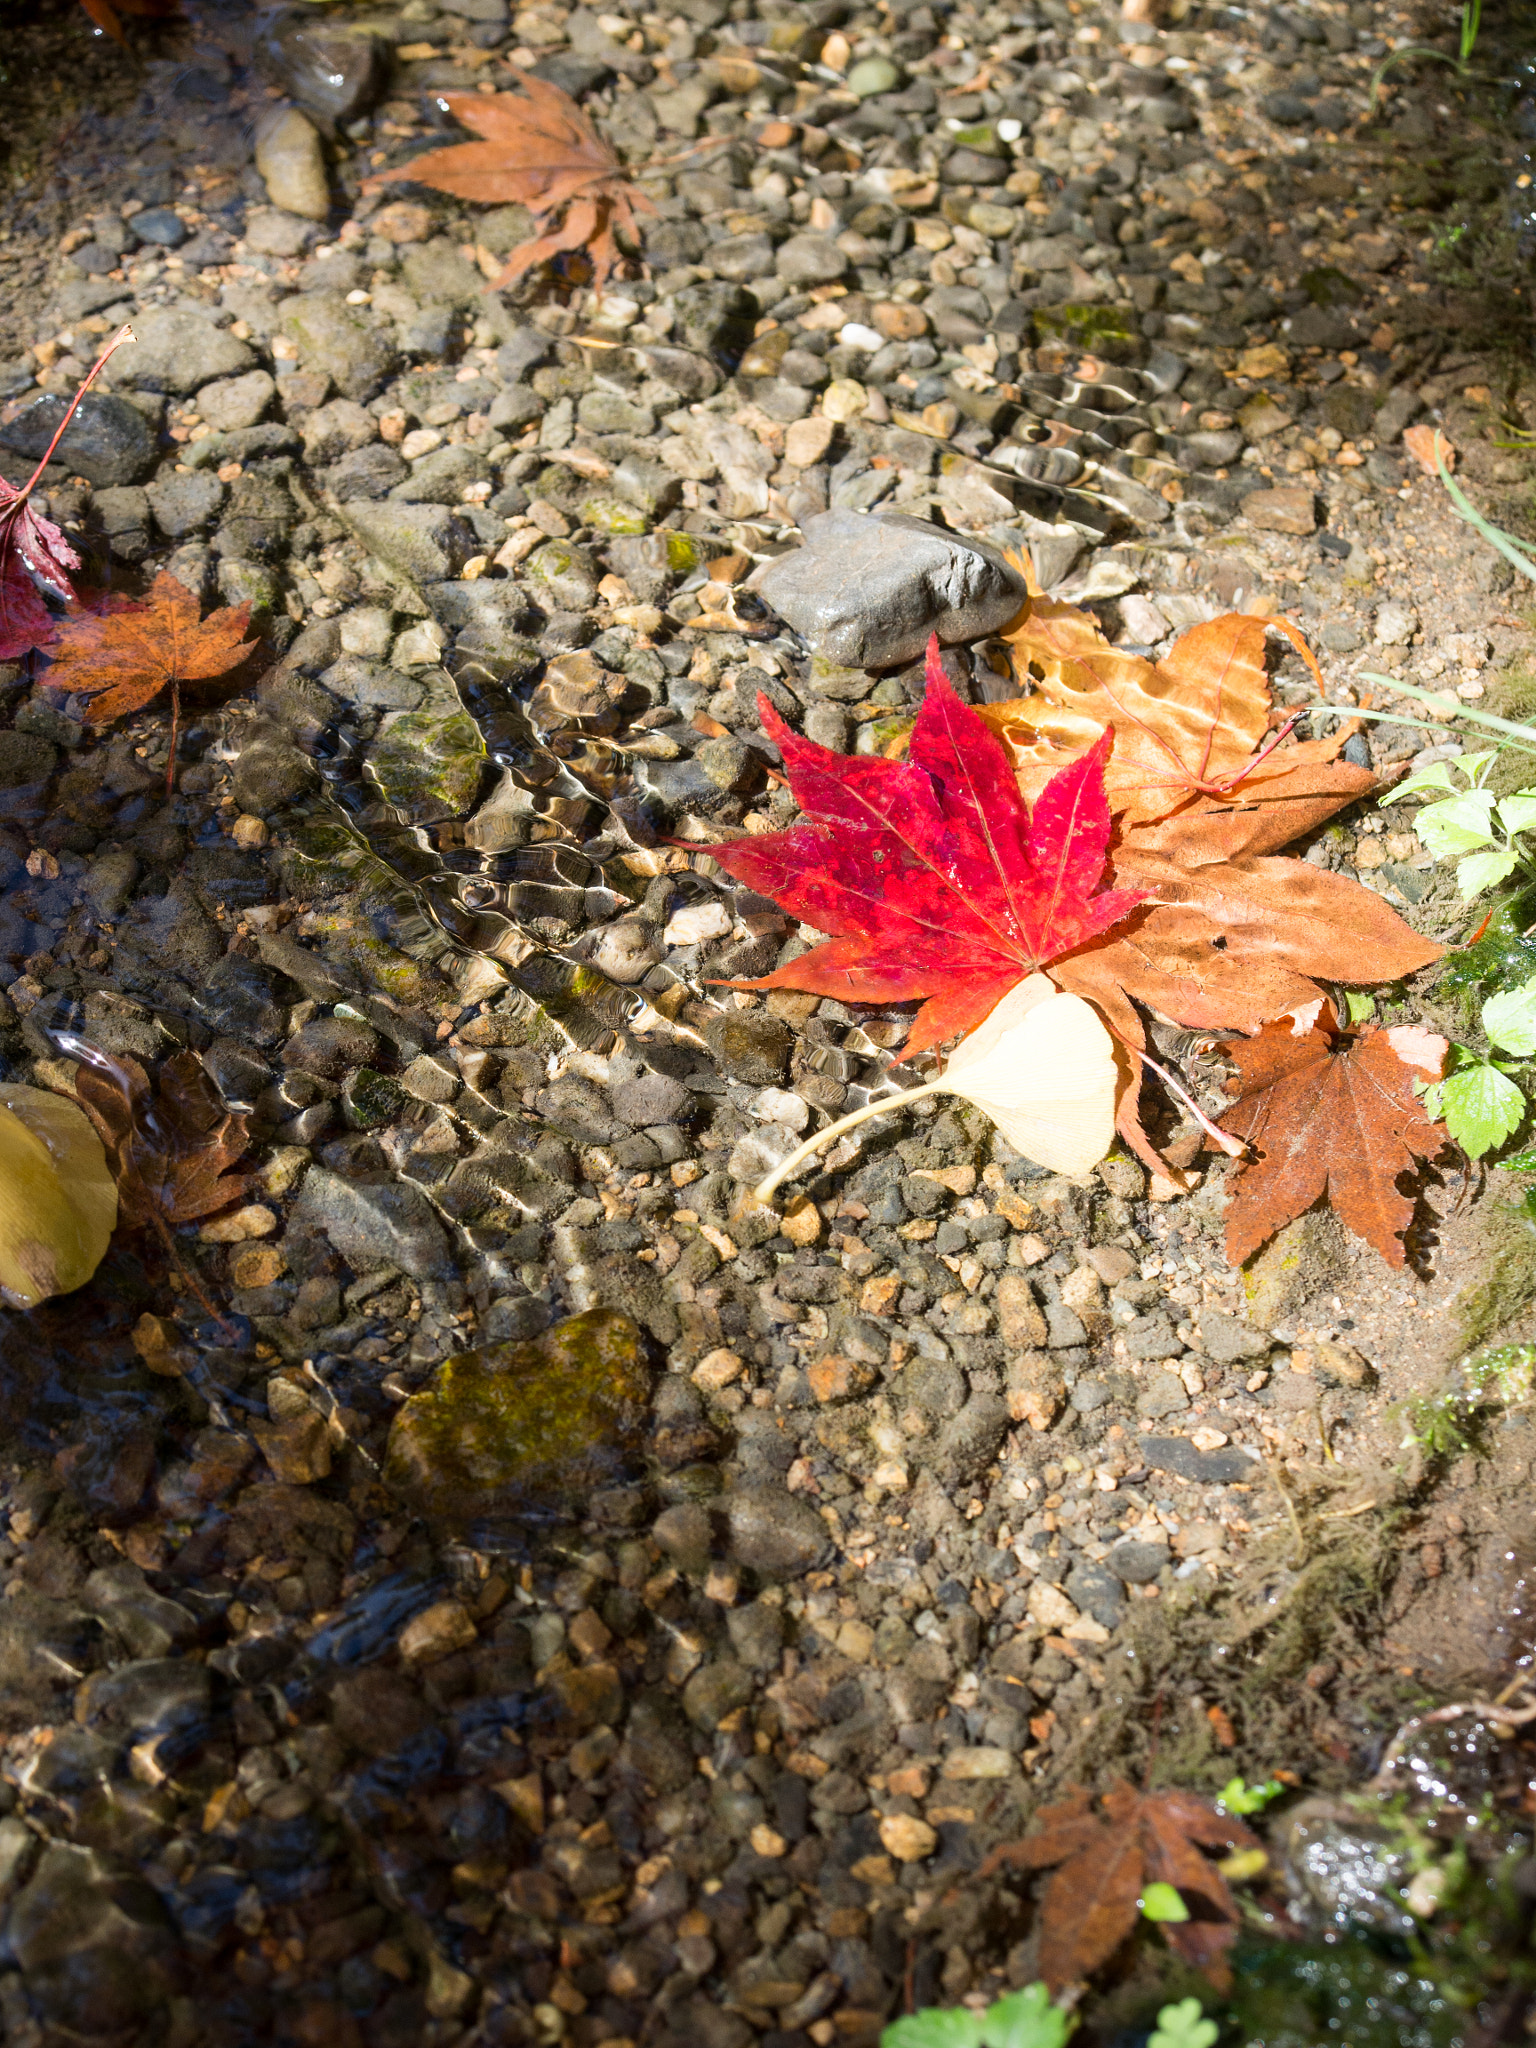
[1215,1006,1448,1266]
[42,568,257,792]
[66,1041,257,1234]
[0,324,135,660]
[979,1780,1260,1994]
[697,638,1146,1056]
[363,69,655,293]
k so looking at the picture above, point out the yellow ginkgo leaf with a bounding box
[751,971,1119,1203]
[0,1085,118,1308]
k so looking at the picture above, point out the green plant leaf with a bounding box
[882,2014,987,2048]
[1441,1060,1527,1157]
[1497,1147,1536,1173]
[1497,793,1536,836]
[1415,790,1498,858]
[1149,1998,1221,2048]
[1380,759,1462,804]
[980,1984,1077,2048]
[1457,849,1524,899]
[1217,1774,1285,1815]
[1344,991,1376,1025]
[1483,979,1536,1057]
[1139,1882,1190,1923]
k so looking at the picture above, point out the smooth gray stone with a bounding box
[0,392,156,487]
[756,511,1029,669]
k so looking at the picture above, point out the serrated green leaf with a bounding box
[1381,760,1461,804]
[1497,792,1536,836]
[1344,990,1376,1024]
[1498,1147,1536,1173]
[1416,790,1498,859]
[980,1984,1076,2048]
[1139,1882,1190,1923]
[1441,1061,1527,1158]
[882,2013,988,2048]
[1149,1999,1220,2048]
[1456,849,1522,900]
[1483,980,1536,1057]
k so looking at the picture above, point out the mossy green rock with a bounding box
[580,493,649,538]
[1241,1211,1348,1329]
[366,711,486,822]
[384,1308,653,1522]
[524,540,599,610]
[663,531,726,577]
[342,1067,407,1129]
[1032,302,1146,364]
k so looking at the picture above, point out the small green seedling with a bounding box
[1421,975,1536,1157]
[1149,1997,1220,2048]
[1138,1882,1190,1924]
[1216,1775,1285,1817]
[881,1982,1077,2048]
[1380,750,1536,902]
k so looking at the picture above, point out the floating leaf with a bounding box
[0,325,135,659]
[979,1781,1259,1994]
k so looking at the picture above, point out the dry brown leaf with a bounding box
[1404,422,1455,475]
[979,1780,1260,1994]
[985,595,1363,836]
[362,68,655,292]
[1216,1008,1449,1265]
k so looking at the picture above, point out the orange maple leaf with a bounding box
[1216,1007,1449,1265]
[42,569,256,790]
[363,68,655,293]
[984,587,1359,827]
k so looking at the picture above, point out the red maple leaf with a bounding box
[0,325,135,661]
[697,637,1146,1054]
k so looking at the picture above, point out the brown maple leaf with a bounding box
[68,1041,256,1258]
[362,68,656,293]
[42,569,257,793]
[979,1780,1260,1994]
[1214,1007,1448,1266]
[1048,772,1444,1177]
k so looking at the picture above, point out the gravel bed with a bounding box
[0,0,1529,2040]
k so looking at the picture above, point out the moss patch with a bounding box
[384,1308,653,1524]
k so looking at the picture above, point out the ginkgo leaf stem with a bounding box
[1134,1045,1247,1159]
[754,1078,947,1204]
[17,324,136,505]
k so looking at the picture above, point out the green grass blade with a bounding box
[1433,444,1536,582]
